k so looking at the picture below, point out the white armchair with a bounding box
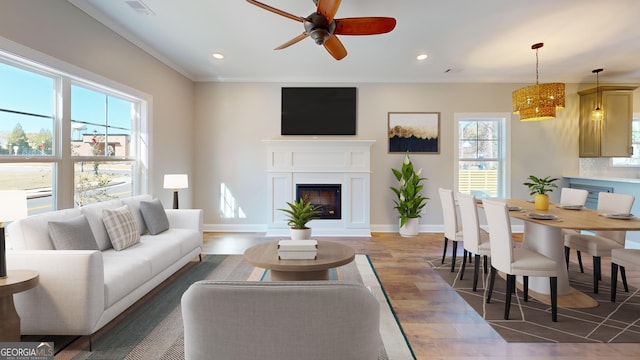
[181,280,383,360]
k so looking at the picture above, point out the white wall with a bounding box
[0,0,195,208]
[194,82,584,231]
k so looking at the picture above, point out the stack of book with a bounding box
[277,239,318,260]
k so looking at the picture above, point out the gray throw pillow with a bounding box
[140,198,170,235]
[48,215,99,250]
[102,205,141,251]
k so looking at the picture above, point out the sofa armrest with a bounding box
[166,209,203,232]
[7,250,105,335]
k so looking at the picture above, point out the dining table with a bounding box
[486,198,640,308]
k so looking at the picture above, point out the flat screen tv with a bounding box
[281,87,356,135]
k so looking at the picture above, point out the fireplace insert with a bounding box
[296,184,341,220]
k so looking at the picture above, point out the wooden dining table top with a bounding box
[485,198,640,231]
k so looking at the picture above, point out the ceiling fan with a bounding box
[246,0,396,60]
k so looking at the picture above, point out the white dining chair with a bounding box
[559,187,589,270]
[457,192,490,291]
[483,199,558,322]
[439,188,464,272]
[610,248,640,302]
[559,187,589,207]
[564,192,635,294]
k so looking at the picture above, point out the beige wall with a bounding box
[193,82,591,231]
[0,0,195,208]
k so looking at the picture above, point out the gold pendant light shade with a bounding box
[512,43,565,122]
[512,83,565,121]
[591,108,604,121]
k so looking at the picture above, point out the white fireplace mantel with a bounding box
[264,139,375,237]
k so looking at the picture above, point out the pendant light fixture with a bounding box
[591,68,604,121]
[512,43,565,122]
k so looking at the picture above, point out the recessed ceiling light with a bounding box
[212,53,224,60]
[416,54,428,61]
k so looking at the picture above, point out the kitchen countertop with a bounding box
[563,176,640,184]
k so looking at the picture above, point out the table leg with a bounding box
[0,294,21,341]
[521,222,571,295]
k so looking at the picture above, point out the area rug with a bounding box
[49,254,414,359]
[430,256,640,343]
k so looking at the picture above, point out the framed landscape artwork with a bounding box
[388,112,440,153]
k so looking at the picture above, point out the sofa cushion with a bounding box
[140,199,170,235]
[7,208,83,250]
[81,198,124,250]
[102,249,152,308]
[48,215,99,250]
[102,205,140,251]
[121,195,152,235]
[156,228,202,257]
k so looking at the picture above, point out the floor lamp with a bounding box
[163,174,188,209]
[0,190,28,278]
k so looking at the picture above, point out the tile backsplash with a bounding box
[580,158,640,178]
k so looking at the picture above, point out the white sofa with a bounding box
[6,194,203,336]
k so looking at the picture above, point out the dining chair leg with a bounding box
[460,249,468,280]
[550,277,558,322]
[451,241,458,273]
[611,262,618,302]
[577,250,584,273]
[441,237,448,264]
[504,274,514,320]
[564,246,570,269]
[593,256,601,294]
[468,252,473,263]
[523,276,529,302]
[621,266,629,292]
[483,255,488,274]
[472,254,480,292]
[487,267,497,303]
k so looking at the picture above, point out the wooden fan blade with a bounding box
[317,0,342,23]
[275,32,309,50]
[335,17,397,35]
[246,0,305,22]
[324,34,347,60]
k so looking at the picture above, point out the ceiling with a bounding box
[67,0,640,84]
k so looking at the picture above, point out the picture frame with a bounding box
[388,112,440,153]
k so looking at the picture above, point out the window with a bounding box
[71,84,138,206]
[611,115,640,167]
[0,50,148,213]
[454,113,510,198]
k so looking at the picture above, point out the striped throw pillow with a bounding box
[102,205,140,251]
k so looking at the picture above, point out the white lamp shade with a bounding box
[163,174,188,189]
[0,190,28,222]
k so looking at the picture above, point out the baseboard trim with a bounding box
[203,223,525,234]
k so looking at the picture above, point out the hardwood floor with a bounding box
[204,232,640,359]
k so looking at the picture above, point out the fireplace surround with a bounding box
[265,139,375,237]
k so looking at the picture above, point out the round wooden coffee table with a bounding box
[0,269,39,341]
[243,240,355,281]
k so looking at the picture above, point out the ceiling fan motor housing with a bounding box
[304,12,336,45]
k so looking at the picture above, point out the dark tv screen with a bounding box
[281,87,356,135]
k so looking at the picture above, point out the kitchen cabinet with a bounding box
[578,86,636,157]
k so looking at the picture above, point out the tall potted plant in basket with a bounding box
[278,197,321,240]
[523,175,559,211]
[390,153,429,237]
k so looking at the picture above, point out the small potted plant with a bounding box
[523,175,559,211]
[390,153,429,237]
[278,197,321,240]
